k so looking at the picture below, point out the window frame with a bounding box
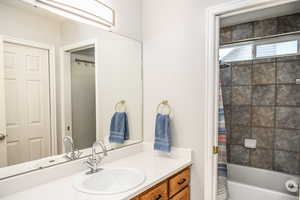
[219,41,254,62]
[254,34,300,59]
[219,34,300,62]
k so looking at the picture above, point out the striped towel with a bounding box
[217,86,228,200]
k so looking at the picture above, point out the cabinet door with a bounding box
[169,168,190,197]
[170,187,190,200]
[140,181,168,200]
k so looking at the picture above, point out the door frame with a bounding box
[60,39,100,152]
[0,35,7,166]
[0,35,57,157]
[203,0,298,199]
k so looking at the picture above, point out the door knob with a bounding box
[0,133,6,141]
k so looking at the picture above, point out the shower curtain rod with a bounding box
[75,59,95,64]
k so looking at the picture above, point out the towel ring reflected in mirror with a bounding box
[115,100,127,112]
[156,100,171,115]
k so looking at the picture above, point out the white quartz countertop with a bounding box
[0,143,192,200]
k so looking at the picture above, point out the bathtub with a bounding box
[227,164,298,200]
[228,180,297,200]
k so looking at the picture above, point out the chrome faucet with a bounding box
[63,136,82,160]
[85,140,108,174]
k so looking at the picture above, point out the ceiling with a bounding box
[221,1,300,27]
[0,0,67,22]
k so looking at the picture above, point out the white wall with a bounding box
[60,0,142,43]
[101,0,142,41]
[0,4,61,46]
[60,21,143,149]
[142,0,230,199]
[97,33,142,147]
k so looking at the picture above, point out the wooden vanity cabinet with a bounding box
[131,167,190,200]
[140,181,168,200]
[131,197,140,200]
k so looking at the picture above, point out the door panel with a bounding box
[4,42,51,165]
[7,140,20,165]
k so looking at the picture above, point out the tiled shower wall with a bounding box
[220,13,300,175]
[220,13,300,45]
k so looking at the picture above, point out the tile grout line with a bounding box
[272,59,278,171]
[230,64,233,162]
[249,59,254,167]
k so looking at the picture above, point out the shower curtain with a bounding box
[217,86,228,200]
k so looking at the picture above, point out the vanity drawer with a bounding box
[169,168,190,197]
[140,181,168,200]
[170,186,189,200]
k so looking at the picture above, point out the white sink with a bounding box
[73,168,146,194]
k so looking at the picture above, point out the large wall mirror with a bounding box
[0,0,142,179]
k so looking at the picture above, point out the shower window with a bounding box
[219,35,300,62]
[219,43,253,62]
[256,40,298,58]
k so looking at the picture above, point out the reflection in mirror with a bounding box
[0,0,142,179]
[70,48,96,150]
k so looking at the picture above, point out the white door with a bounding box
[3,42,51,166]
[0,36,7,167]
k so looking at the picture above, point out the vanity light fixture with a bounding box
[24,0,115,28]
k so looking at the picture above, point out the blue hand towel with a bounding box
[154,113,171,152]
[109,112,129,144]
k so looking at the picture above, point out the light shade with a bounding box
[23,0,115,28]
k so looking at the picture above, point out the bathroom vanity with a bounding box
[0,143,192,200]
[131,167,190,200]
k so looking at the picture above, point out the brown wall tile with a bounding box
[276,107,300,129]
[250,148,273,170]
[252,128,273,149]
[254,18,277,37]
[278,13,300,34]
[220,26,232,44]
[253,62,276,84]
[275,129,300,152]
[232,23,253,41]
[232,86,251,105]
[274,151,300,175]
[232,65,251,85]
[220,12,300,175]
[252,106,275,127]
[252,85,275,106]
[230,145,250,165]
[276,85,300,106]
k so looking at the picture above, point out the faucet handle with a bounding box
[74,148,83,159]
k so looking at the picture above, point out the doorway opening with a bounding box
[70,47,96,150]
[60,41,98,153]
[204,1,300,200]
